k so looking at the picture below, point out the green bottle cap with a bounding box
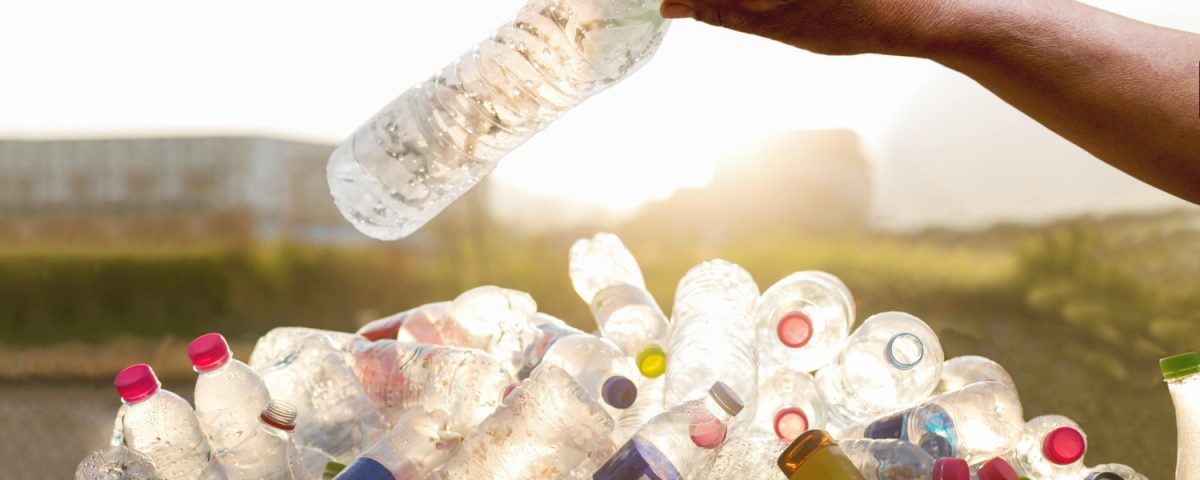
[1160,352,1200,380]
[323,461,347,479]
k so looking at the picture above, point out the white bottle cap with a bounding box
[709,381,744,416]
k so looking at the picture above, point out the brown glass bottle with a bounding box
[777,430,865,480]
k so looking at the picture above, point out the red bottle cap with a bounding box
[777,311,814,348]
[187,333,232,372]
[1042,426,1086,464]
[978,458,1018,480]
[114,364,161,404]
[932,457,969,480]
[773,407,809,441]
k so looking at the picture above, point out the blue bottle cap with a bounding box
[602,376,637,409]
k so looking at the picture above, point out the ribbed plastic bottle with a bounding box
[326,1,671,240]
[754,271,855,373]
[936,356,1018,395]
[346,338,514,430]
[112,364,226,480]
[570,233,670,378]
[446,285,540,375]
[220,401,305,480]
[249,328,388,461]
[1002,415,1087,480]
[665,260,759,421]
[1085,464,1148,480]
[776,430,865,480]
[538,334,639,416]
[838,439,970,480]
[593,382,745,480]
[1162,351,1200,480]
[74,445,157,480]
[817,311,944,434]
[356,302,452,342]
[189,333,272,456]
[333,408,461,480]
[856,381,1023,464]
[752,367,828,442]
[429,365,614,480]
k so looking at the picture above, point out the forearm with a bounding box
[927,0,1200,203]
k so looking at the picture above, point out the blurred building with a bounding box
[0,136,359,245]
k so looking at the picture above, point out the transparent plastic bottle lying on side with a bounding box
[752,367,828,442]
[569,232,646,303]
[665,260,759,423]
[1161,351,1200,480]
[189,333,272,457]
[838,439,970,480]
[816,311,944,435]
[112,364,226,480]
[1002,415,1087,480]
[333,408,462,480]
[539,334,639,416]
[327,0,671,240]
[611,374,666,446]
[356,302,452,342]
[75,445,157,480]
[221,400,305,480]
[593,382,745,480]
[445,286,541,375]
[522,312,585,377]
[936,355,1018,395]
[754,271,856,373]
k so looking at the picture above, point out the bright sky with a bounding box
[0,0,1197,214]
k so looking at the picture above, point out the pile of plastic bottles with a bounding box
[79,233,1191,480]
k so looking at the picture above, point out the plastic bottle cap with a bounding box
[772,407,809,441]
[602,376,638,409]
[1086,474,1122,480]
[187,332,232,372]
[1042,426,1086,464]
[977,458,1018,480]
[919,433,955,459]
[932,458,969,480]
[260,400,298,431]
[113,364,161,404]
[777,311,814,348]
[886,333,925,370]
[709,381,745,416]
[688,417,727,449]
[1160,352,1200,380]
[636,345,667,378]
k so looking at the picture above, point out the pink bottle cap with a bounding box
[977,458,1017,480]
[1042,426,1086,464]
[772,407,809,441]
[777,311,814,348]
[187,332,232,372]
[114,364,161,404]
[932,458,969,480]
[688,417,727,449]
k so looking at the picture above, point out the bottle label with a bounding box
[593,437,683,480]
[334,458,393,480]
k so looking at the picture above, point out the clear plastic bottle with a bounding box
[816,311,944,434]
[694,436,790,480]
[838,439,970,480]
[594,382,745,480]
[346,338,514,430]
[539,334,638,415]
[75,445,157,480]
[665,260,759,422]
[334,408,462,480]
[1162,351,1200,479]
[591,283,670,378]
[752,367,828,442]
[356,302,452,342]
[569,232,647,304]
[446,286,540,375]
[936,356,1018,396]
[1003,415,1087,480]
[112,364,226,480]
[249,328,388,461]
[856,381,1023,465]
[522,312,585,376]
[326,0,671,240]
[220,400,305,480]
[754,271,855,373]
[611,375,666,446]
[429,364,614,480]
[189,333,272,456]
[1085,464,1148,480]
[776,430,865,480]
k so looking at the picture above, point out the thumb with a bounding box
[660,1,697,19]
[661,0,733,28]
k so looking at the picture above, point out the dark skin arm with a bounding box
[661,0,1200,204]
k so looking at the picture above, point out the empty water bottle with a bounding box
[112,364,226,480]
[594,382,745,480]
[1085,464,1147,480]
[250,328,388,461]
[334,408,461,480]
[1003,415,1087,480]
[776,430,864,480]
[189,333,272,456]
[75,445,157,480]
[817,311,944,434]
[856,381,1023,464]
[754,271,855,373]
[936,356,1018,396]
[695,437,789,480]
[522,312,586,375]
[569,233,647,303]
[665,260,759,421]
[221,401,306,480]
[346,338,513,430]
[1162,351,1200,480]
[752,367,828,442]
[838,439,970,480]
[611,375,666,446]
[326,0,671,240]
[447,286,540,375]
[357,302,452,342]
[429,364,614,479]
[539,334,638,415]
